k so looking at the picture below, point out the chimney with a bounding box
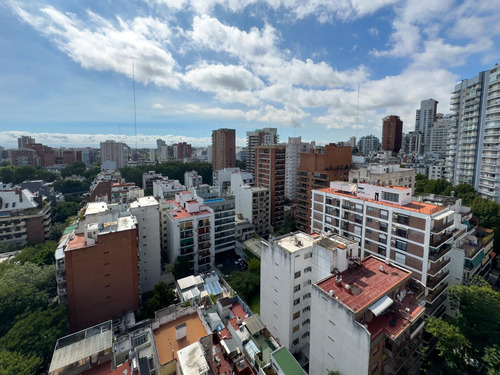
[175,322,187,340]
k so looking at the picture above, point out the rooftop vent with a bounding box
[379,265,386,273]
[345,284,351,293]
[335,276,342,285]
[328,289,335,296]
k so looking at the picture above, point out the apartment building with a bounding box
[382,115,403,153]
[415,99,438,155]
[311,181,471,319]
[429,115,455,157]
[161,191,215,274]
[233,183,270,237]
[130,196,162,294]
[309,256,426,375]
[0,188,51,246]
[55,207,140,332]
[152,177,186,199]
[184,170,203,190]
[100,140,129,169]
[255,144,286,228]
[212,128,236,171]
[349,164,415,193]
[246,128,278,173]
[214,167,253,196]
[285,137,313,200]
[260,232,358,359]
[295,144,351,233]
[357,135,381,155]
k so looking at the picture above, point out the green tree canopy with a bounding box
[0,350,43,375]
[53,201,81,223]
[61,161,86,178]
[172,255,192,280]
[143,282,176,318]
[14,241,58,266]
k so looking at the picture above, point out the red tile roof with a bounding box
[317,256,411,313]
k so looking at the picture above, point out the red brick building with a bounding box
[64,214,140,332]
[382,115,403,153]
[295,144,351,233]
[212,128,236,171]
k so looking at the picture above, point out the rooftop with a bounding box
[271,347,307,375]
[166,199,212,220]
[317,256,412,313]
[316,186,445,215]
[153,312,208,365]
[129,196,159,208]
[274,232,316,253]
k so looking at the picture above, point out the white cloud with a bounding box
[11,4,180,88]
[0,131,213,147]
[368,27,379,37]
[152,103,164,109]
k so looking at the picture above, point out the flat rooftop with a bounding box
[317,257,412,313]
[153,312,208,365]
[166,200,211,220]
[129,196,158,208]
[316,187,445,215]
[275,232,316,253]
[271,347,306,375]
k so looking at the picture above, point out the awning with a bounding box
[369,295,394,316]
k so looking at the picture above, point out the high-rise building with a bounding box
[246,128,278,173]
[100,140,129,169]
[56,207,140,331]
[357,135,381,155]
[285,137,313,201]
[415,99,438,154]
[447,65,500,203]
[173,142,192,160]
[255,144,286,228]
[17,135,35,149]
[429,115,454,157]
[212,128,236,172]
[310,181,477,320]
[295,144,351,232]
[404,131,422,155]
[233,180,270,237]
[382,115,403,153]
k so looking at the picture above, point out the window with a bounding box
[294,285,301,293]
[395,240,407,251]
[304,266,312,273]
[367,217,373,223]
[378,234,387,244]
[303,293,311,300]
[396,228,408,238]
[397,215,410,225]
[294,298,300,306]
[293,311,300,320]
[378,245,386,256]
[294,271,301,279]
[302,306,310,313]
[367,206,375,212]
[293,325,300,333]
[302,332,310,339]
[292,338,299,345]
[380,210,388,219]
[304,252,312,259]
[382,191,399,203]
[303,280,312,287]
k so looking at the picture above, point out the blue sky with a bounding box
[0,0,499,148]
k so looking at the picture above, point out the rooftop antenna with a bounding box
[132,61,138,160]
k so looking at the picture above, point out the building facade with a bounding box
[285,137,313,201]
[358,135,381,155]
[255,144,286,228]
[349,164,415,193]
[233,184,270,237]
[382,115,403,153]
[295,144,351,233]
[246,128,278,173]
[100,140,129,169]
[415,99,438,155]
[212,128,236,172]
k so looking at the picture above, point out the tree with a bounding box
[172,255,192,280]
[426,317,471,371]
[143,282,176,318]
[14,241,58,266]
[0,263,56,336]
[0,350,42,375]
[274,217,296,236]
[53,201,81,223]
[61,161,86,178]
[483,346,500,375]
[0,305,68,369]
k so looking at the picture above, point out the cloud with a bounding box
[10,4,180,88]
[0,130,213,147]
[368,27,379,37]
[152,103,164,109]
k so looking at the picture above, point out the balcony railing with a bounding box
[429,243,452,262]
[427,257,451,276]
[427,270,449,290]
[426,282,448,303]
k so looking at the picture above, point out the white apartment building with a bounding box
[428,163,447,180]
[357,135,381,155]
[152,177,186,199]
[213,167,253,196]
[161,191,215,274]
[309,256,426,375]
[184,170,203,190]
[260,232,357,359]
[349,164,415,193]
[130,196,162,294]
[233,182,270,238]
[415,99,438,155]
[285,137,313,200]
[429,115,454,157]
[448,65,500,203]
[311,181,471,318]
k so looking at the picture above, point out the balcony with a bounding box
[427,270,449,290]
[430,232,452,247]
[431,219,453,233]
[425,282,448,303]
[427,257,451,276]
[429,243,452,262]
[426,293,447,316]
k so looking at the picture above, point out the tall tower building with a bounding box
[415,99,438,155]
[255,144,286,228]
[246,128,278,173]
[382,115,403,153]
[357,135,381,155]
[285,137,313,200]
[448,65,500,203]
[211,128,236,172]
[295,144,351,233]
[100,140,128,169]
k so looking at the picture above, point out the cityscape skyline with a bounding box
[1,1,499,148]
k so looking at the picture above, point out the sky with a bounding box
[0,0,499,148]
